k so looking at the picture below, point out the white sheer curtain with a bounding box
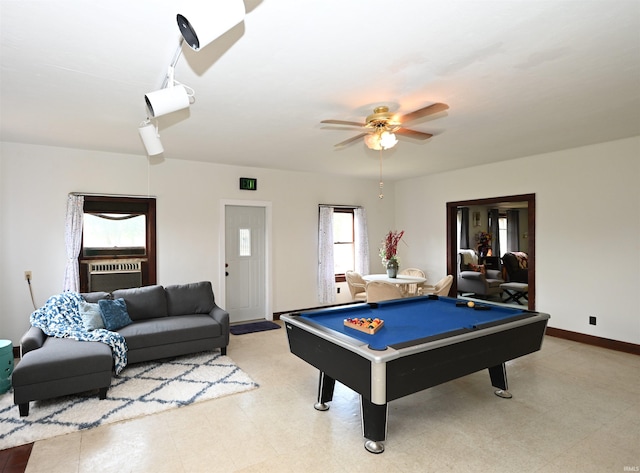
[63,194,84,292]
[354,208,370,275]
[318,206,336,304]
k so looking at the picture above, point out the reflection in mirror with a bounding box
[447,194,535,311]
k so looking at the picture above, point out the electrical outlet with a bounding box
[24,271,32,281]
[589,316,597,326]
[337,287,341,294]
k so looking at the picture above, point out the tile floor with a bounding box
[19,323,640,472]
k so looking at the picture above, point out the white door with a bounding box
[225,205,267,323]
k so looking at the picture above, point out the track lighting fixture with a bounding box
[138,120,164,156]
[139,4,246,156]
[177,0,246,51]
[144,66,194,118]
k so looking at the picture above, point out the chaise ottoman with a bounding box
[12,334,113,416]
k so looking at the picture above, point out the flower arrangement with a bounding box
[475,231,492,245]
[379,230,404,266]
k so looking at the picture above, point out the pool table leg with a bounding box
[360,396,388,454]
[488,363,513,399]
[314,371,335,411]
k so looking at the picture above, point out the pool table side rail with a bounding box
[281,312,550,364]
[386,318,549,401]
[284,321,373,399]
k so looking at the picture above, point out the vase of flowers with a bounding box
[380,230,404,278]
[475,231,492,259]
[386,259,399,278]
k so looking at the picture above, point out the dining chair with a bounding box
[398,267,426,296]
[366,281,405,303]
[422,275,454,297]
[345,270,367,302]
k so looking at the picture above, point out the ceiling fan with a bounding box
[321,102,449,149]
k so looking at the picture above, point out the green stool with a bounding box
[0,340,14,394]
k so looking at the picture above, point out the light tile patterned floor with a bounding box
[24,322,640,472]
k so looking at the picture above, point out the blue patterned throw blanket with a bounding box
[30,292,128,374]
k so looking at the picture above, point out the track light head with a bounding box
[177,0,245,51]
[144,84,192,118]
[138,121,164,156]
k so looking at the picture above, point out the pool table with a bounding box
[281,295,550,453]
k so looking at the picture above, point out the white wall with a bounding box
[2,137,638,347]
[0,142,395,345]
[395,136,640,344]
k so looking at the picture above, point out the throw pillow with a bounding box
[98,298,133,331]
[79,300,105,331]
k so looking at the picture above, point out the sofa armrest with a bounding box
[459,271,485,281]
[209,303,230,342]
[486,269,503,280]
[20,326,46,356]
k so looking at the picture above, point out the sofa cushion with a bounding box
[81,291,111,303]
[13,337,113,385]
[165,281,214,316]
[79,301,105,331]
[117,315,221,350]
[112,285,168,321]
[98,298,133,331]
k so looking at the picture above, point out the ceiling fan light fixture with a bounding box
[177,0,246,51]
[379,131,398,150]
[364,133,382,150]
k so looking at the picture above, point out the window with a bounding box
[83,213,146,256]
[80,196,156,292]
[239,228,251,256]
[333,208,355,282]
[498,216,508,256]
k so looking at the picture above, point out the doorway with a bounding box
[222,201,272,323]
[446,194,536,310]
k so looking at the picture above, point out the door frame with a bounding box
[219,200,273,321]
[446,193,536,310]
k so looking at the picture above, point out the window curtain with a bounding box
[507,210,520,252]
[489,208,500,256]
[63,194,84,292]
[459,207,470,249]
[318,206,336,304]
[354,208,370,276]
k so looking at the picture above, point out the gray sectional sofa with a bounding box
[12,281,229,416]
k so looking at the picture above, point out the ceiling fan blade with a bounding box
[321,119,366,127]
[334,133,368,148]
[395,128,433,140]
[399,103,449,124]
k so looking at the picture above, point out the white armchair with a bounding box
[398,268,426,297]
[457,250,504,298]
[345,270,367,302]
[366,281,404,303]
[422,275,454,296]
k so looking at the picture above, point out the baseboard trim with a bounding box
[545,327,640,355]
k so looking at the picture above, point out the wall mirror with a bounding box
[446,194,535,310]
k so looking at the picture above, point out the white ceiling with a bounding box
[1,1,639,180]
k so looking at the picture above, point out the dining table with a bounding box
[362,274,427,296]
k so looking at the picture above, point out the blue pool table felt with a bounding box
[300,297,529,351]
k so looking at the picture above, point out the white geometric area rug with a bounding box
[0,351,258,450]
